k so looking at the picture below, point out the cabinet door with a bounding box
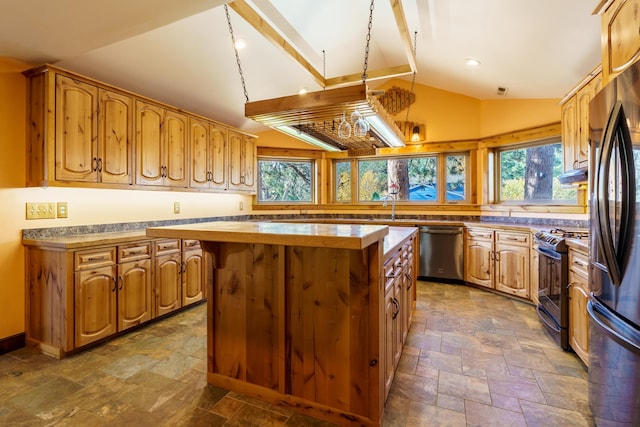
[601,0,640,83]
[118,259,152,332]
[182,249,204,306]
[569,282,589,366]
[495,244,529,298]
[164,110,188,187]
[55,75,98,182]
[98,89,132,184]
[464,239,494,288]
[74,266,117,347]
[135,101,164,186]
[189,118,210,189]
[210,123,228,189]
[530,244,540,305]
[155,252,182,317]
[228,131,256,192]
[561,96,578,173]
[383,287,396,400]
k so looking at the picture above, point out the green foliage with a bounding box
[258,160,312,202]
[335,162,351,202]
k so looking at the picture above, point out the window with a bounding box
[355,154,468,203]
[258,159,313,202]
[496,140,576,203]
[335,160,351,202]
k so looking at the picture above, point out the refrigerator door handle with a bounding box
[587,299,640,354]
[595,101,635,286]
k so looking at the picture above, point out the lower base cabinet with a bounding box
[568,246,590,365]
[24,235,206,358]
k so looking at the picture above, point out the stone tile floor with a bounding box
[0,281,594,426]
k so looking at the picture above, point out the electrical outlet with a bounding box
[239,201,244,211]
[57,202,68,218]
[173,202,180,214]
[26,202,56,219]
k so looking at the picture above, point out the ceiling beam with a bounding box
[390,0,417,72]
[229,0,416,93]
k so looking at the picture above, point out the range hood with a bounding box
[245,84,406,151]
[558,166,588,185]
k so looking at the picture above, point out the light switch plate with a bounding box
[173,202,180,214]
[57,202,68,218]
[26,202,56,219]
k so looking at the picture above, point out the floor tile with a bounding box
[0,281,595,426]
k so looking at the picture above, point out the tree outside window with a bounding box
[258,159,313,202]
[498,141,576,202]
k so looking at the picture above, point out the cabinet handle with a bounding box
[112,277,117,292]
[87,256,107,262]
[182,261,187,273]
[127,250,143,255]
[119,276,124,291]
[240,175,245,184]
[97,158,103,172]
[573,160,579,169]
[573,259,587,267]
[392,298,400,319]
[93,157,98,172]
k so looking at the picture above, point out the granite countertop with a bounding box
[22,230,149,249]
[566,238,589,252]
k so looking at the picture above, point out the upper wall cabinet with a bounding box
[135,101,188,188]
[227,130,257,193]
[189,118,227,191]
[560,66,602,172]
[24,65,256,194]
[597,0,640,84]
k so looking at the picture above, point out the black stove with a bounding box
[534,227,589,253]
[534,227,588,351]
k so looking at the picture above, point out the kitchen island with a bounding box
[146,221,417,426]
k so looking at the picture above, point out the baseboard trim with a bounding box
[0,333,25,355]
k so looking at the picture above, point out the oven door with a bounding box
[536,245,569,349]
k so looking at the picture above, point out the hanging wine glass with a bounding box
[354,115,369,137]
[338,112,351,138]
[350,110,362,124]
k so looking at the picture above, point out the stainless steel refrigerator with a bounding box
[588,62,640,425]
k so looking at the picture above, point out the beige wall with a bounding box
[0,66,252,340]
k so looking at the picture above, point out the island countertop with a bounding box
[146,220,390,250]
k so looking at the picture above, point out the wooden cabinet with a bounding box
[154,239,183,317]
[228,130,256,192]
[530,243,540,305]
[24,234,206,358]
[189,118,227,190]
[25,64,256,194]
[117,242,153,332]
[495,231,530,299]
[182,239,206,305]
[465,228,530,299]
[561,66,602,172]
[135,101,188,188]
[568,246,590,365]
[74,247,117,348]
[596,0,640,84]
[464,228,494,289]
[382,233,417,401]
[54,75,133,184]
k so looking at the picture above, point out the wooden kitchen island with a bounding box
[146,221,417,426]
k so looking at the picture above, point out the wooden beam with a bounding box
[390,0,417,72]
[229,0,326,87]
[325,64,413,88]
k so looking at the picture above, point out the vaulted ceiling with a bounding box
[0,0,601,133]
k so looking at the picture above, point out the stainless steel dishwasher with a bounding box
[418,226,464,282]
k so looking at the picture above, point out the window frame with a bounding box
[332,152,470,204]
[256,156,316,204]
[493,137,577,205]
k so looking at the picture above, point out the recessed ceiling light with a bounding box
[465,58,481,67]
[234,39,246,50]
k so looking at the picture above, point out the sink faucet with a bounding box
[382,194,396,221]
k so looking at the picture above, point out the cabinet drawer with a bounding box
[75,247,116,270]
[182,239,201,251]
[154,239,181,255]
[118,242,151,262]
[496,231,529,246]
[569,249,589,278]
[466,228,493,241]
